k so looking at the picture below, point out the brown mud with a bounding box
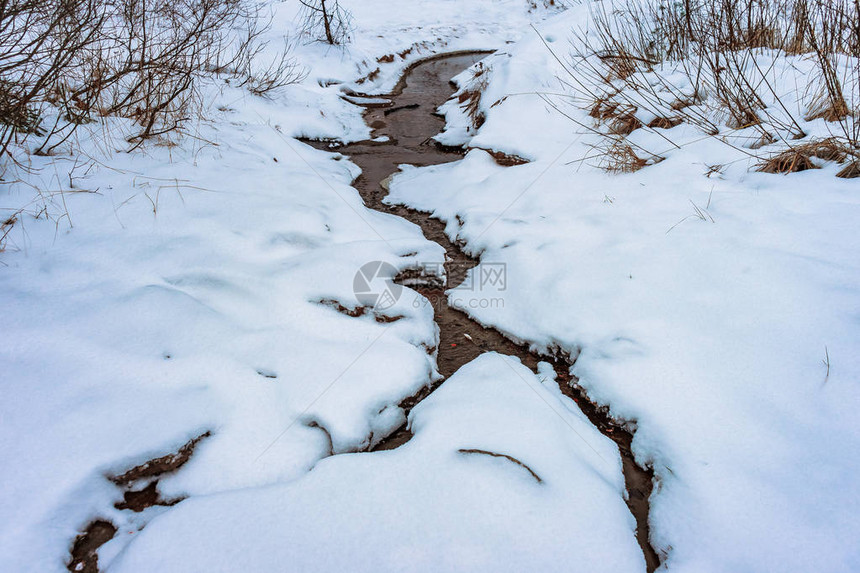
[66,432,210,573]
[307,52,662,571]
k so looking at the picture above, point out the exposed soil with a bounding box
[67,432,210,573]
[68,521,117,573]
[109,432,211,485]
[307,52,662,571]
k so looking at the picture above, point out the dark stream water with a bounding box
[316,52,661,572]
[67,51,661,573]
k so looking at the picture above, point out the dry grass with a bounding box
[589,98,620,120]
[0,214,18,251]
[558,0,860,177]
[648,116,683,129]
[609,112,644,135]
[601,141,662,173]
[758,149,820,173]
[748,132,778,150]
[836,161,860,178]
[458,63,490,130]
[589,98,646,135]
[356,67,380,84]
[600,52,644,81]
[758,139,847,173]
[805,91,852,122]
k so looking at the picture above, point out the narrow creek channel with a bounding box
[67,51,662,573]
[310,51,662,572]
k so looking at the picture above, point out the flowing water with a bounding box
[68,51,662,573]
[313,51,662,572]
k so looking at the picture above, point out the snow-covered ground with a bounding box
[107,354,644,573]
[388,5,860,572]
[0,1,592,572]
[2,1,859,572]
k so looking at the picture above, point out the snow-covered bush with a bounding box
[0,0,304,160]
[559,0,860,175]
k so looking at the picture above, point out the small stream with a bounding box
[309,52,662,571]
[67,51,662,573]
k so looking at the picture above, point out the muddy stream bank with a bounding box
[68,51,661,573]
[311,52,661,571]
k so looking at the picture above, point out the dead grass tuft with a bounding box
[589,97,620,120]
[670,97,696,111]
[356,67,380,84]
[758,139,846,173]
[836,161,860,178]
[805,98,852,122]
[609,112,643,135]
[748,132,777,150]
[590,98,644,135]
[599,52,644,81]
[601,142,663,173]
[0,215,17,251]
[457,63,490,130]
[758,149,819,173]
[647,116,683,129]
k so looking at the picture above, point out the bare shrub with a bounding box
[298,0,353,45]
[557,0,860,175]
[0,0,304,159]
[227,30,308,97]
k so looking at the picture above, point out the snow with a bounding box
[2,0,859,571]
[108,354,644,573]
[0,2,581,572]
[386,7,860,573]
[0,102,446,570]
